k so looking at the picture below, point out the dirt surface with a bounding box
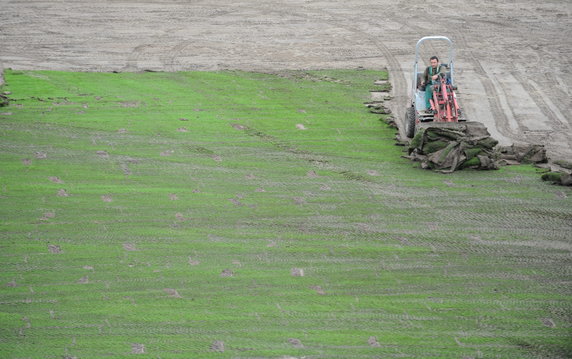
[0,0,571,161]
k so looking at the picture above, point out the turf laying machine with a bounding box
[403,36,501,172]
[405,36,465,138]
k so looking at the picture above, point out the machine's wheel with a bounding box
[405,106,416,138]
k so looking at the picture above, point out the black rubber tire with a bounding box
[405,106,416,138]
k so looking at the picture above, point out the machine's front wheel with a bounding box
[405,107,416,138]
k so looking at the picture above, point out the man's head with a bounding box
[430,56,439,69]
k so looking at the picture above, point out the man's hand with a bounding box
[431,74,439,80]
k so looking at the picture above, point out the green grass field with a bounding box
[0,69,570,358]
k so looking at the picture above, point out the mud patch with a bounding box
[101,195,113,202]
[120,163,131,175]
[231,123,246,130]
[229,198,243,206]
[96,151,109,159]
[77,276,89,284]
[307,170,319,178]
[119,101,140,108]
[210,340,224,353]
[541,318,556,328]
[292,197,306,205]
[169,193,178,200]
[39,211,56,221]
[164,288,182,298]
[175,212,185,221]
[48,176,64,184]
[310,285,325,295]
[288,338,304,348]
[131,343,145,354]
[221,269,234,277]
[48,244,63,254]
[122,243,138,251]
[295,124,307,130]
[117,128,128,134]
[368,336,381,347]
[188,257,200,265]
[22,159,32,166]
[160,150,174,157]
[57,189,69,197]
[177,127,188,132]
[35,151,47,159]
[6,280,17,287]
[212,155,222,162]
[291,268,304,277]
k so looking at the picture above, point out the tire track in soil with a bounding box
[122,3,238,72]
[452,33,522,138]
[124,44,155,71]
[165,8,238,71]
[509,70,572,152]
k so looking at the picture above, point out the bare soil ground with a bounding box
[1,0,571,161]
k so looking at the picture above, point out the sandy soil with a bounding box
[1,0,571,160]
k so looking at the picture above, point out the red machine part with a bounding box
[429,75,460,122]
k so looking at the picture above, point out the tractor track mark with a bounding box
[122,4,238,72]
[453,33,516,138]
[509,71,572,151]
[165,8,239,71]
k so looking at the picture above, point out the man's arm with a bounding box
[429,65,447,81]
